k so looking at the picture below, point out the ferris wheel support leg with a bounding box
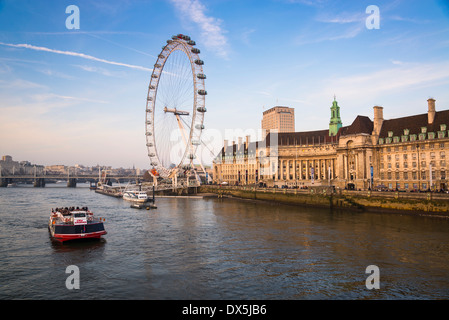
[172,174,178,191]
[149,172,158,187]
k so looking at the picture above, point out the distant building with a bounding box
[261,106,295,133]
[45,165,67,174]
[213,98,449,191]
[0,155,44,175]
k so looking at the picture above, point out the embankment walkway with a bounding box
[199,185,449,217]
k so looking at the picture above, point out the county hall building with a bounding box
[213,98,449,191]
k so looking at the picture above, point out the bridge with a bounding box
[0,173,144,187]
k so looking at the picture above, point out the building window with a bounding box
[421,127,427,133]
[412,171,417,180]
[438,131,446,139]
[387,172,392,180]
[442,171,446,179]
[405,183,409,189]
[440,143,445,148]
[410,134,417,141]
[388,131,394,137]
[386,138,392,144]
[422,171,426,179]
[395,172,400,180]
[393,136,399,143]
[404,129,409,135]
[401,136,408,142]
[422,183,427,190]
[440,151,446,159]
[379,138,384,144]
[428,132,435,139]
[441,124,447,131]
[404,172,409,180]
[419,133,426,140]
[404,162,408,168]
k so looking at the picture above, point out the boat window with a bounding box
[74,213,86,218]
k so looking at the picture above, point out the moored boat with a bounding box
[123,190,148,203]
[48,207,107,242]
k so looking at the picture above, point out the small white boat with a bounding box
[123,190,148,203]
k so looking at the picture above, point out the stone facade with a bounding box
[213,98,449,191]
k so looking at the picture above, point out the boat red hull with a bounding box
[49,220,107,243]
[52,230,107,242]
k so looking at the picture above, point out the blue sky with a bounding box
[1,0,449,169]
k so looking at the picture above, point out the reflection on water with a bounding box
[1,185,449,299]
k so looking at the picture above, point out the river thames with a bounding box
[1,184,449,300]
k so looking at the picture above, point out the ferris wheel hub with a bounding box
[163,106,190,116]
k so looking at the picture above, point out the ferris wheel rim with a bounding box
[145,35,206,178]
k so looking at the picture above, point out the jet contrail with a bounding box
[0,42,152,72]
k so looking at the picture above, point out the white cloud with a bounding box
[316,12,366,24]
[295,25,364,45]
[170,0,229,58]
[0,42,152,72]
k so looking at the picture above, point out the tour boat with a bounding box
[48,207,107,242]
[123,190,149,203]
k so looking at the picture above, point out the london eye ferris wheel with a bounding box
[145,34,207,179]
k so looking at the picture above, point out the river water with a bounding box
[1,184,449,300]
